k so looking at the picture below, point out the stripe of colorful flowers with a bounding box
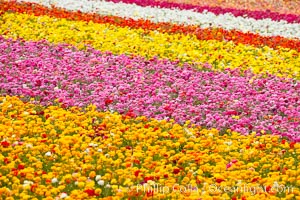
[1,37,300,141]
[159,0,300,16]
[0,96,299,199]
[1,12,300,79]
[15,0,300,39]
[1,1,300,52]
[107,0,300,23]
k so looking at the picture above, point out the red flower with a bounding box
[277,166,281,171]
[4,158,10,164]
[216,178,224,183]
[11,168,18,176]
[1,141,10,148]
[173,168,180,175]
[224,110,238,115]
[84,189,98,196]
[146,191,154,197]
[290,142,296,149]
[125,110,136,118]
[144,124,150,128]
[105,98,113,105]
[134,170,140,177]
[18,164,25,170]
[134,159,140,165]
[265,185,271,193]
[281,139,286,144]
[251,177,259,182]
[31,184,38,192]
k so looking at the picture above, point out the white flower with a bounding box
[51,178,58,184]
[23,180,33,188]
[60,193,68,199]
[117,189,122,193]
[45,151,52,156]
[23,111,30,115]
[108,107,115,113]
[224,141,232,146]
[105,184,111,188]
[24,180,33,185]
[97,180,105,186]
[273,181,279,188]
[184,128,193,136]
[95,175,102,181]
[97,148,103,152]
[89,143,98,147]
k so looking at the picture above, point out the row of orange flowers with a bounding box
[0,0,300,52]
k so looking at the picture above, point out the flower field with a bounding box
[0,0,300,199]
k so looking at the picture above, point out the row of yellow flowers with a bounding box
[1,12,300,79]
[0,96,299,200]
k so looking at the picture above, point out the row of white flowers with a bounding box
[19,0,300,39]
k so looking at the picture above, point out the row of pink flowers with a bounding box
[107,0,300,23]
[1,37,300,141]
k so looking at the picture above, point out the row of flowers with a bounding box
[1,37,300,141]
[15,0,300,39]
[1,12,300,79]
[0,96,299,200]
[158,0,300,16]
[1,1,300,52]
[107,0,300,23]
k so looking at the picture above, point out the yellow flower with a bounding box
[89,171,96,179]
[77,182,85,188]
